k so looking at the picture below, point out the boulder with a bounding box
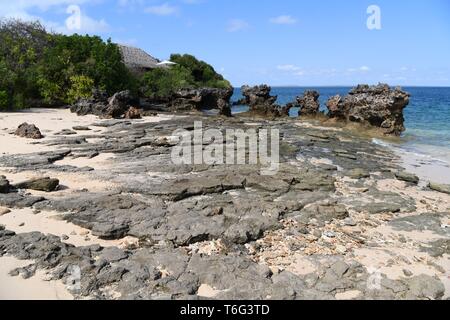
[169,87,233,116]
[106,90,138,118]
[240,85,283,117]
[14,177,60,192]
[325,84,410,135]
[297,90,320,116]
[14,123,43,139]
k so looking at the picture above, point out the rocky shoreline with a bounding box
[0,102,449,300]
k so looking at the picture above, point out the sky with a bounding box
[1,0,449,86]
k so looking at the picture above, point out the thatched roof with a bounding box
[117,44,161,71]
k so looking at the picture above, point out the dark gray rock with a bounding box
[428,182,450,195]
[0,176,11,193]
[0,193,45,208]
[14,177,59,192]
[169,88,233,116]
[395,171,419,184]
[14,123,43,139]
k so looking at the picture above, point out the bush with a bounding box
[0,19,136,109]
[142,66,194,98]
[142,54,231,98]
[67,75,95,103]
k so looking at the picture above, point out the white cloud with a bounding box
[277,64,302,72]
[359,66,370,72]
[347,66,371,73]
[227,19,249,32]
[145,3,179,16]
[269,15,297,25]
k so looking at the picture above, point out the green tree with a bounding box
[67,75,95,103]
[142,54,231,98]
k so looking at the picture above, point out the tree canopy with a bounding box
[0,19,136,110]
[0,19,231,110]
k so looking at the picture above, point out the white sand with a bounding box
[0,108,105,155]
[0,256,73,300]
[0,108,174,155]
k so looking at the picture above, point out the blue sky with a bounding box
[1,0,449,86]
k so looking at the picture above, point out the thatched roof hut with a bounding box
[117,44,163,74]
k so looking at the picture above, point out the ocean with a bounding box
[231,87,450,181]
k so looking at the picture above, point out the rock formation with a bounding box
[106,90,139,118]
[14,123,43,139]
[326,84,410,135]
[240,85,285,117]
[297,90,320,116]
[169,87,233,116]
[70,89,140,119]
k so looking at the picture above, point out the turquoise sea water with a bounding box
[231,86,450,165]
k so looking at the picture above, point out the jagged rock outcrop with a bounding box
[240,85,285,117]
[106,90,139,118]
[326,84,410,135]
[70,89,140,119]
[14,123,43,139]
[297,90,320,116]
[169,87,233,116]
[70,89,109,117]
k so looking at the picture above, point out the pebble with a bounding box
[61,234,69,240]
[403,269,413,277]
[79,230,89,236]
[343,218,357,227]
[312,230,322,238]
[70,231,77,235]
[336,245,347,254]
[18,222,25,227]
[323,231,336,238]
